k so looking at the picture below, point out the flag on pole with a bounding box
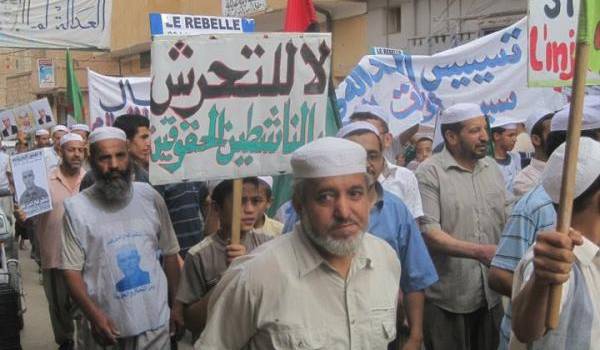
[66,50,85,123]
[586,0,600,71]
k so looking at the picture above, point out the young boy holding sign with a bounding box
[175,177,272,339]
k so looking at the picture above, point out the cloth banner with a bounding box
[528,0,600,86]
[336,18,567,141]
[0,0,112,50]
[11,149,52,218]
[0,98,56,140]
[88,69,151,130]
[150,33,332,185]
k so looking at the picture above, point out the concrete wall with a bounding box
[367,0,526,55]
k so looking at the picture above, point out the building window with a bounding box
[140,51,151,69]
[388,7,402,34]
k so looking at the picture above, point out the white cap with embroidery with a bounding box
[88,126,127,144]
[71,124,90,133]
[51,125,69,135]
[440,103,484,125]
[59,133,84,146]
[35,129,49,136]
[336,121,380,138]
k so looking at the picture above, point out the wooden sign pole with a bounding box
[545,38,590,330]
[230,179,243,245]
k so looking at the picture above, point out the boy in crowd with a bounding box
[253,176,283,237]
[175,178,272,339]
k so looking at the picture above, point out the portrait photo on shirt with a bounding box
[11,149,52,218]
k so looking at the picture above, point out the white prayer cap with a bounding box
[491,119,519,130]
[59,133,84,146]
[336,121,380,138]
[542,137,600,203]
[350,104,389,126]
[258,176,273,189]
[88,126,127,144]
[440,103,484,125]
[35,129,49,136]
[291,137,367,179]
[525,109,555,134]
[551,97,600,132]
[71,124,90,133]
[51,125,69,135]
[414,132,434,142]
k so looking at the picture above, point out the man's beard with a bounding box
[301,211,365,257]
[461,138,488,160]
[91,162,133,203]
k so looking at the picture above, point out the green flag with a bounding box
[66,50,85,123]
[587,0,600,71]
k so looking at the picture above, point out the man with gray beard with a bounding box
[196,137,401,349]
[60,127,182,349]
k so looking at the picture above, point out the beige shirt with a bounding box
[512,158,546,198]
[177,230,272,305]
[416,148,507,313]
[36,167,85,269]
[196,225,401,350]
[254,214,284,237]
[511,237,600,349]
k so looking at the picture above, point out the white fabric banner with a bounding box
[87,69,151,130]
[150,33,332,185]
[336,18,567,139]
[0,98,56,140]
[527,0,600,86]
[0,0,112,50]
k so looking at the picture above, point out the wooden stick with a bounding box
[545,40,590,330]
[230,179,243,245]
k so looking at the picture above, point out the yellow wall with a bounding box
[331,15,367,84]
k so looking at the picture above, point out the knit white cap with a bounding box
[336,121,380,138]
[291,137,367,179]
[35,129,49,136]
[59,133,84,146]
[542,137,600,203]
[440,103,484,125]
[88,126,127,144]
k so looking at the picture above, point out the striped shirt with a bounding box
[490,184,556,350]
[155,182,208,256]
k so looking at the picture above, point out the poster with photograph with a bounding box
[0,110,17,139]
[29,98,56,129]
[37,59,55,89]
[12,105,36,134]
[11,149,52,218]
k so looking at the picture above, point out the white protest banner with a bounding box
[528,0,600,86]
[222,0,267,17]
[0,98,56,140]
[149,13,255,36]
[88,69,150,130]
[150,33,331,185]
[37,59,55,89]
[11,150,52,218]
[336,18,567,139]
[0,0,112,50]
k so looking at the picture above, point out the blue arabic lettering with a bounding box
[480,91,518,115]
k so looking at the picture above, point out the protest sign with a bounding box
[222,0,267,17]
[0,0,112,50]
[11,150,52,218]
[528,0,600,86]
[336,18,566,141]
[149,13,255,36]
[88,70,150,130]
[37,59,55,89]
[150,33,331,185]
[0,98,56,140]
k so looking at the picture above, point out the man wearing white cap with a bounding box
[415,103,507,350]
[70,124,90,142]
[60,127,182,349]
[350,104,424,219]
[491,120,522,193]
[197,137,401,349]
[512,138,600,348]
[545,96,600,155]
[33,133,86,350]
[44,125,70,170]
[512,110,555,197]
[35,128,51,148]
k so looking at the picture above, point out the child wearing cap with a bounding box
[175,177,272,340]
[253,176,284,237]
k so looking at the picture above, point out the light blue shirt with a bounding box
[490,184,556,350]
[282,185,438,293]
